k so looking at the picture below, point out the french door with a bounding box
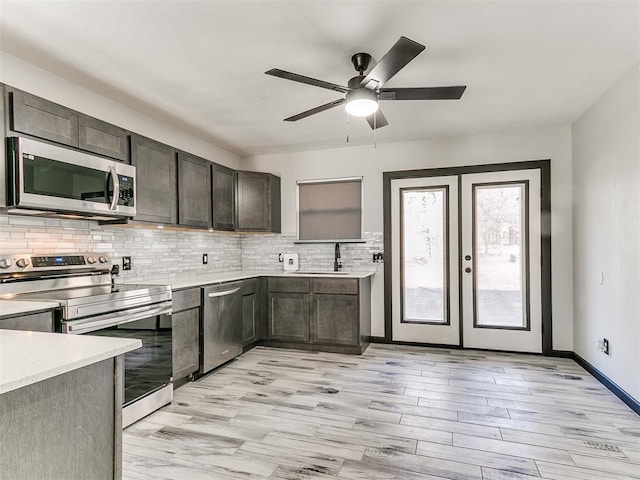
[390,167,543,353]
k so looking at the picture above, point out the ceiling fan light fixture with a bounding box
[345,88,379,117]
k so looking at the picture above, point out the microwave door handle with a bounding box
[107,166,119,211]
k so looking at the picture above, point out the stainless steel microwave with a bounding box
[6,136,136,219]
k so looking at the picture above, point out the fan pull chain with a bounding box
[373,112,377,148]
[346,112,350,143]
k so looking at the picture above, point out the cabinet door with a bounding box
[237,171,270,231]
[10,89,79,147]
[130,135,177,224]
[172,308,200,380]
[267,292,310,342]
[78,114,128,161]
[212,163,236,231]
[242,293,258,346]
[178,152,212,228]
[312,294,359,345]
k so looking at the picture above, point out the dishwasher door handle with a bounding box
[207,287,241,298]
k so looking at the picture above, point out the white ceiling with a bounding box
[0,1,638,157]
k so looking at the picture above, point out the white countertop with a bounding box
[130,270,376,290]
[0,299,61,317]
[0,330,141,395]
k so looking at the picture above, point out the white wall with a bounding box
[242,125,574,349]
[572,63,639,402]
[0,52,240,168]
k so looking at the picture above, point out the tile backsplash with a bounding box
[0,215,383,281]
[0,215,241,282]
[241,232,384,273]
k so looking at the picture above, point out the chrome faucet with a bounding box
[334,242,342,272]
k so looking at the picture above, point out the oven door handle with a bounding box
[65,302,173,334]
[207,287,241,298]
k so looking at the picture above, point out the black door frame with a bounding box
[382,160,553,355]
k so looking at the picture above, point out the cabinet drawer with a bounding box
[312,278,358,295]
[242,278,258,296]
[172,287,201,312]
[268,277,310,293]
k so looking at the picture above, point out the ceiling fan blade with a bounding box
[380,86,467,100]
[359,37,425,90]
[365,109,389,129]
[284,98,346,122]
[266,68,349,93]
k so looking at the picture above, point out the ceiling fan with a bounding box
[266,36,466,129]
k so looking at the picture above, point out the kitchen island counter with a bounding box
[0,330,140,479]
[0,329,140,394]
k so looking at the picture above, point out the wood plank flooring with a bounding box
[123,344,640,479]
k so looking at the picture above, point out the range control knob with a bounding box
[98,256,108,264]
[16,258,30,268]
[0,257,12,269]
[86,256,96,264]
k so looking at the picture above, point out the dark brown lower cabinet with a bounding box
[242,293,259,346]
[267,292,310,342]
[171,288,201,381]
[242,278,263,347]
[311,294,359,345]
[265,276,370,352]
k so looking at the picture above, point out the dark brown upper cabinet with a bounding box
[9,88,128,162]
[78,114,128,162]
[178,152,212,229]
[10,89,79,148]
[130,135,177,225]
[211,163,236,231]
[236,171,281,232]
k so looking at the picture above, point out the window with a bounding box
[297,177,363,242]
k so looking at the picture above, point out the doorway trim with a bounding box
[382,160,552,355]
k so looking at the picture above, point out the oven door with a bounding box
[63,301,173,426]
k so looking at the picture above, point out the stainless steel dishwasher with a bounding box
[201,282,243,373]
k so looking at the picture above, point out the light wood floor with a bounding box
[123,344,640,479]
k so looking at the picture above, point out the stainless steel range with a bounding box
[0,253,173,427]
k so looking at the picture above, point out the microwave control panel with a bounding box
[118,175,135,207]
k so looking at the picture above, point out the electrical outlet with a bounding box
[202,254,208,265]
[603,338,609,355]
[373,252,384,263]
[122,256,132,271]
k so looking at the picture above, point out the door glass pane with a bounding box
[401,187,448,324]
[474,183,527,328]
